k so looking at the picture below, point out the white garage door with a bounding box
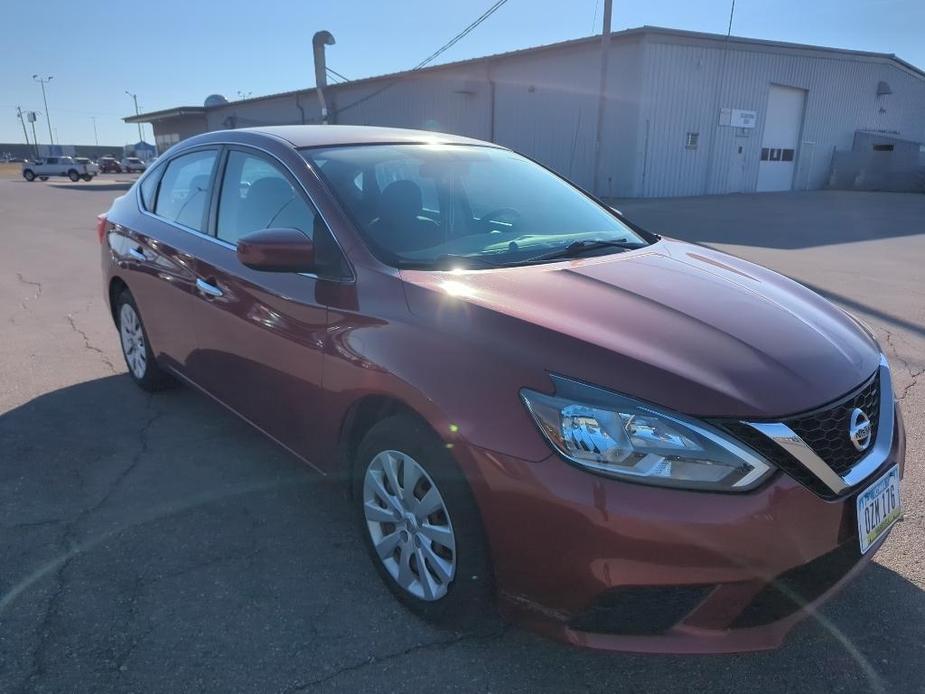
[757,85,807,192]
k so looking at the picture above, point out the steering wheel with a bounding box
[478,207,521,233]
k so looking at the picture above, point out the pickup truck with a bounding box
[22,156,96,182]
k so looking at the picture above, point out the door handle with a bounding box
[127,247,146,261]
[196,278,223,298]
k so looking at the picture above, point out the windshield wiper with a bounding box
[521,238,639,265]
[396,253,504,270]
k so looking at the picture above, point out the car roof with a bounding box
[230,125,501,149]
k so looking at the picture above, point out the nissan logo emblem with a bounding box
[849,408,872,452]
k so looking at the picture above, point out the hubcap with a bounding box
[119,303,147,379]
[363,450,456,601]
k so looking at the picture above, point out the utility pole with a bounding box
[125,91,144,143]
[32,75,54,145]
[16,106,32,154]
[29,115,40,158]
[591,0,613,197]
[91,116,99,146]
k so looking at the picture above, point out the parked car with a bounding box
[74,157,100,176]
[98,156,122,173]
[121,156,146,173]
[98,126,904,653]
[22,156,95,181]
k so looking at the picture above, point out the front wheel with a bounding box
[23,170,35,181]
[355,415,493,625]
[39,176,48,181]
[68,170,80,182]
[81,174,92,181]
[115,290,174,391]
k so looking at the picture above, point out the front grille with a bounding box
[716,370,882,499]
[732,541,862,628]
[568,585,714,636]
[720,421,835,498]
[785,372,880,476]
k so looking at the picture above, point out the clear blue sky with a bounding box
[2,0,923,147]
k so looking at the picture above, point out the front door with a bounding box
[757,85,807,192]
[186,147,332,465]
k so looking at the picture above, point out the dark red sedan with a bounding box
[98,126,904,653]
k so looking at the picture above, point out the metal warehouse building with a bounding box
[127,26,925,198]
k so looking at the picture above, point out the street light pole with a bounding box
[125,91,143,143]
[91,116,99,146]
[32,75,54,145]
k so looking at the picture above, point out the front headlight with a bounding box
[521,376,772,492]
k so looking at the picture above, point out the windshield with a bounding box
[302,144,649,269]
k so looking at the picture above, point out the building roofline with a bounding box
[125,25,925,122]
[124,106,205,124]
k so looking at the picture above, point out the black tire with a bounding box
[354,414,494,627]
[114,289,175,391]
[39,176,48,181]
[68,170,80,182]
[23,169,35,181]
[81,174,92,182]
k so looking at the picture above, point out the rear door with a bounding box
[112,147,221,371]
[184,146,340,464]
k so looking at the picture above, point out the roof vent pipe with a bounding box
[313,31,336,124]
[876,80,892,97]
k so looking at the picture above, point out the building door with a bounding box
[756,85,806,192]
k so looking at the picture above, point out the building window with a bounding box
[872,144,894,152]
[685,132,699,150]
[154,132,180,153]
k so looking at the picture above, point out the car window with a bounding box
[303,144,648,269]
[153,149,217,232]
[139,164,164,210]
[216,150,316,245]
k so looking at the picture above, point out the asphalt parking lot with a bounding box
[1,174,922,693]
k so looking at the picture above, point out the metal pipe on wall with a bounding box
[313,31,336,124]
[591,0,613,196]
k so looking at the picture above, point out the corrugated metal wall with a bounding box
[637,36,925,197]
[151,31,925,199]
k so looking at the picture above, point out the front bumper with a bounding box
[458,405,905,653]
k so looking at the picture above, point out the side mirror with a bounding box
[236,227,315,273]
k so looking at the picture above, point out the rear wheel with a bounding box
[23,169,35,181]
[68,170,80,182]
[355,415,493,625]
[81,174,92,181]
[115,290,174,391]
[39,176,48,181]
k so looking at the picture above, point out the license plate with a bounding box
[857,465,901,554]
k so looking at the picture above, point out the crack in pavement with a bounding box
[281,625,509,692]
[13,397,164,693]
[882,328,923,402]
[15,272,42,310]
[65,312,119,374]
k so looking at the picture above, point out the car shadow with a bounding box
[614,191,925,250]
[0,375,922,693]
[47,182,134,192]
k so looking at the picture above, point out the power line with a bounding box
[337,0,512,116]
[326,66,351,82]
[412,0,511,70]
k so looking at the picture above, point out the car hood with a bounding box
[399,239,880,418]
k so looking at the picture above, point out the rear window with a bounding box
[153,149,217,231]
